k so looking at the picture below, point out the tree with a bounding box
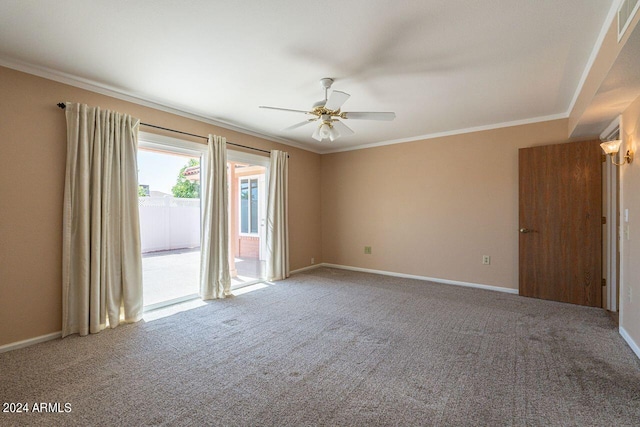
[172,159,200,198]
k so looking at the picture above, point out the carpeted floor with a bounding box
[1,267,639,426]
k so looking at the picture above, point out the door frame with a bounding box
[227,149,270,267]
[138,132,208,311]
[600,115,622,313]
[603,155,620,312]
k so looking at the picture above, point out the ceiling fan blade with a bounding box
[332,120,355,136]
[342,112,396,121]
[283,118,317,131]
[259,106,310,114]
[324,90,350,111]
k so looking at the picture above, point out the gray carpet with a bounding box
[1,267,639,426]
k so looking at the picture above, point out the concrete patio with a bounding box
[142,248,265,308]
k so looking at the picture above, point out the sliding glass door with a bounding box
[228,150,269,288]
[137,134,270,309]
[137,133,207,311]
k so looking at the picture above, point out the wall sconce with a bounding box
[600,140,634,166]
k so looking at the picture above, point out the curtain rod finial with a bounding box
[57,102,66,109]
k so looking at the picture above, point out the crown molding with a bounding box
[0,56,322,154]
[318,112,569,154]
[0,52,600,156]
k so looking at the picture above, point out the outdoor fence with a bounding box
[138,196,200,253]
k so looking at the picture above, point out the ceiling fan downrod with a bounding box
[320,77,333,103]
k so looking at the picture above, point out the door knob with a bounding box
[519,228,534,233]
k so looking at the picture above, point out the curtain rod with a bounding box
[56,103,279,156]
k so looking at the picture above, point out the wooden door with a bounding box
[519,140,602,307]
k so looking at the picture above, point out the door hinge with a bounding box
[602,278,607,287]
[602,216,607,225]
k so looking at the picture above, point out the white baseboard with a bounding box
[620,326,640,360]
[290,264,323,275]
[0,331,61,354]
[321,263,519,295]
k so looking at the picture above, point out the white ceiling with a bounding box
[0,1,618,153]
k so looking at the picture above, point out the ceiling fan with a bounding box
[259,78,396,142]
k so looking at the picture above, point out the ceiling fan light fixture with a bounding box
[319,123,331,139]
[260,78,396,143]
[328,125,340,142]
[311,125,323,141]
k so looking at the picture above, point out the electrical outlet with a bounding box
[311,257,315,265]
[364,246,372,255]
[482,255,491,265]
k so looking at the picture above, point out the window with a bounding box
[240,177,259,235]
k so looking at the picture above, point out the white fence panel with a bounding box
[139,196,200,253]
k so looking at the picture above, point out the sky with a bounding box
[137,149,198,195]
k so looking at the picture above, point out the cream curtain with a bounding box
[266,150,289,281]
[62,103,143,337]
[200,135,231,299]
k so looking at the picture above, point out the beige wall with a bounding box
[620,95,640,352]
[321,119,579,290]
[0,66,322,347]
